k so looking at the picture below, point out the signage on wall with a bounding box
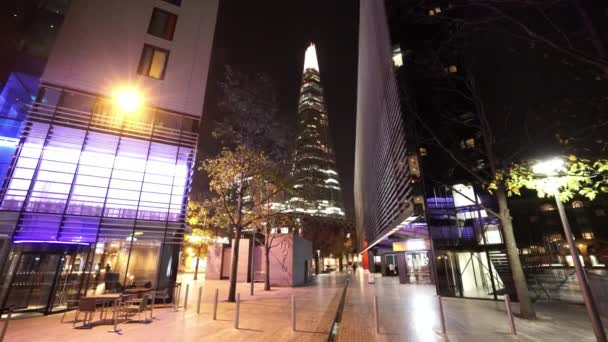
[392,239,429,252]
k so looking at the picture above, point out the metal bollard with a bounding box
[213,288,219,320]
[235,293,240,329]
[0,306,14,342]
[504,295,516,335]
[197,286,203,314]
[373,295,379,334]
[184,284,190,310]
[173,283,182,311]
[438,296,446,335]
[291,295,296,332]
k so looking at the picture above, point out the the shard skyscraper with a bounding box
[290,44,345,218]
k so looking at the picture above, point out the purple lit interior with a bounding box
[0,122,192,242]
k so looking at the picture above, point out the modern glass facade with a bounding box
[0,85,198,314]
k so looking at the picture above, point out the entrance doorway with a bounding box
[405,251,431,284]
[1,244,90,314]
[384,254,397,276]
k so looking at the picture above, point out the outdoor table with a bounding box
[124,287,152,294]
[74,294,121,330]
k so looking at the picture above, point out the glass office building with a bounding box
[0,85,198,314]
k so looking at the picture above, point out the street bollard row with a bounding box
[171,287,307,334]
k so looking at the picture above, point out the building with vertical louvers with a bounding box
[0,0,218,315]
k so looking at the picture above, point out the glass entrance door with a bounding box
[49,250,89,313]
[4,253,62,313]
[405,251,431,284]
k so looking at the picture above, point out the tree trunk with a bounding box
[496,186,536,319]
[315,254,320,275]
[264,245,271,291]
[339,254,344,272]
[193,246,201,280]
[228,227,242,302]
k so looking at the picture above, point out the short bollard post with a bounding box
[0,306,14,342]
[438,296,446,335]
[184,284,190,310]
[235,293,240,329]
[291,295,296,332]
[213,288,219,320]
[173,285,180,311]
[504,294,517,335]
[373,295,379,334]
[197,286,203,314]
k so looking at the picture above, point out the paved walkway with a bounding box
[3,270,608,341]
[3,273,347,342]
[338,269,607,341]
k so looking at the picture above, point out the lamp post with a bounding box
[533,158,606,342]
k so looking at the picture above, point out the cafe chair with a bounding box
[73,297,97,328]
[60,299,80,323]
[122,294,151,323]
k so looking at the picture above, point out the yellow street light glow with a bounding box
[114,87,143,113]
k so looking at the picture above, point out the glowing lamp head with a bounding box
[532,158,565,177]
[114,88,143,114]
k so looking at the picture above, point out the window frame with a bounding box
[138,44,170,80]
[147,7,177,41]
[162,0,182,6]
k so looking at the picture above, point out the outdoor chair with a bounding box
[73,297,97,328]
[121,294,151,323]
[60,299,79,323]
[153,288,170,305]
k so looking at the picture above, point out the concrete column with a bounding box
[396,252,408,284]
[380,255,387,277]
[368,251,376,273]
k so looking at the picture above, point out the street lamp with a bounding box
[533,157,606,342]
[113,87,143,114]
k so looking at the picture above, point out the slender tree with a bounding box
[201,66,289,302]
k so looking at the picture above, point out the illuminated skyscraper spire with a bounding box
[303,43,319,72]
[290,43,345,218]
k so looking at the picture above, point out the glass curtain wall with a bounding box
[0,86,196,311]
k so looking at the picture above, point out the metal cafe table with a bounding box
[123,287,153,296]
[73,293,122,330]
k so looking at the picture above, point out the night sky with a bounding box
[197,0,360,218]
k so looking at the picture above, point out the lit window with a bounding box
[138,45,169,79]
[448,65,458,73]
[540,203,556,212]
[162,0,181,6]
[419,147,428,156]
[572,200,584,209]
[429,9,435,16]
[148,8,177,41]
[392,46,403,67]
[547,233,562,242]
[435,7,442,13]
[582,232,594,240]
